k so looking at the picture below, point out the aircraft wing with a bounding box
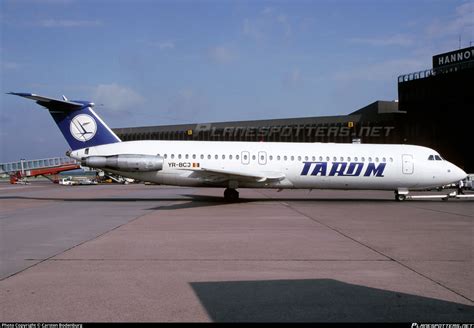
[188,167,286,184]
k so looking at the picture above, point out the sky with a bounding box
[1,0,473,162]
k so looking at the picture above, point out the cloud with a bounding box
[165,89,210,121]
[209,45,237,64]
[92,84,145,113]
[243,8,293,40]
[282,68,304,88]
[426,2,474,38]
[38,19,102,28]
[2,61,22,70]
[349,34,414,47]
[158,42,175,50]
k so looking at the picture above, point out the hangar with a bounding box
[113,46,473,172]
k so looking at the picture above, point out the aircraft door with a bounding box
[258,151,267,165]
[402,154,414,174]
[241,151,250,165]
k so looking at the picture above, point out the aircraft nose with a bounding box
[449,163,467,181]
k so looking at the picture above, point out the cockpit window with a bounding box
[428,154,443,161]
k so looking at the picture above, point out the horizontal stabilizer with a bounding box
[8,92,85,111]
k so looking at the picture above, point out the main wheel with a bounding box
[395,193,406,201]
[224,188,239,201]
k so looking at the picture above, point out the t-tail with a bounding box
[8,92,121,150]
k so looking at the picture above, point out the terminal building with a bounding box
[113,46,473,172]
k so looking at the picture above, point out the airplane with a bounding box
[8,92,467,201]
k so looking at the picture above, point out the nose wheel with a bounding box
[224,188,239,201]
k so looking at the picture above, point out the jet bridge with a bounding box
[0,157,81,184]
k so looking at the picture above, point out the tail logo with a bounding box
[70,113,97,142]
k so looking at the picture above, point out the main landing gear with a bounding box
[224,188,239,202]
[395,189,408,201]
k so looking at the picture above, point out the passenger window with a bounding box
[207,155,211,159]
[298,156,302,161]
[252,155,256,160]
[291,156,295,161]
[361,157,365,162]
[326,156,330,161]
[236,155,240,160]
[193,154,196,159]
[284,156,288,161]
[354,157,358,161]
[277,155,281,161]
[185,154,189,159]
[171,154,175,159]
[200,154,204,159]
[305,156,309,161]
[347,157,351,162]
[375,157,379,162]
[229,155,233,160]
[178,154,182,159]
[368,157,372,162]
[222,155,225,159]
[382,157,386,162]
[269,155,273,161]
[164,154,168,159]
[244,155,248,160]
[333,156,337,162]
[340,156,344,161]
[390,157,393,162]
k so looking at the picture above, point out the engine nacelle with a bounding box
[83,154,163,172]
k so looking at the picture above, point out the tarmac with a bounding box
[0,181,473,322]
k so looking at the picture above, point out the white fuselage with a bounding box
[69,140,467,191]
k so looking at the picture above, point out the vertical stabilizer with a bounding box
[9,92,121,150]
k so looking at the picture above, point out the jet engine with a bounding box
[82,154,163,172]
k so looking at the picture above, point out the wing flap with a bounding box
[188,167,285,183]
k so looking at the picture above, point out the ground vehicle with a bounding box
[59,177,78,185]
